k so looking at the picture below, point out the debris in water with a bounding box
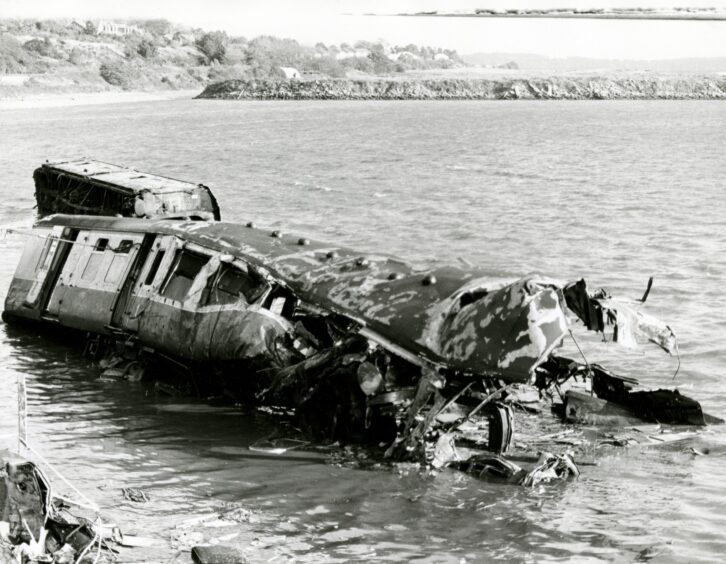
[122,487,149,503]
[192,544,248,564]
[0,454,129,563]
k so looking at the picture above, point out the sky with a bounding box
[2,0,726,59]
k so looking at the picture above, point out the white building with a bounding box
[96,21,141,37]
[280,67,301,79]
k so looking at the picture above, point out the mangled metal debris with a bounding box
[2,161,721,484]
[34,159,220,221]
[0,455,122,563]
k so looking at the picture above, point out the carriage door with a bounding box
[110,234,155,328]
[119,235,176,333]
[24,225,77,314]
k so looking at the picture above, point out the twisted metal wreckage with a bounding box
[4,160,721,488]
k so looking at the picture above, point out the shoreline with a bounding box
[197,76,726,101]
[0,88,202,110]
[4,75,726,109]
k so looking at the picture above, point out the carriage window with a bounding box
[81,253,104,282]
[160,250,209,302]
[94,238,109,252]
[116,239,133,254]
[206,264,267,306]
[144,250,165,285]
[36,236,59,271]
[105,254,130,284]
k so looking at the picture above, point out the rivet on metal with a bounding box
[422,274,437,286]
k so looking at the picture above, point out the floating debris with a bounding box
[122,487,149,503]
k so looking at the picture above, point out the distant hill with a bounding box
[0,18,466,99]
[462,52,726,73]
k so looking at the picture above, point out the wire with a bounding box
[568,329,591,372]
[2,228,142,253]
[672,340,681,380]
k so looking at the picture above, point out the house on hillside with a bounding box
[96,21,141,37]
[280,67,301,79]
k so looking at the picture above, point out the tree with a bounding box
[136,38,158,59]
[367,49,394,74]
[196,31,228,65]
[134,19,171,37]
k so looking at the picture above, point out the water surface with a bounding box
[1,99,725,562]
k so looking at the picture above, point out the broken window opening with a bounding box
[94,238,109,252]
[115,239,133,254]
[459,289,489,308]
[144,250,165,286]
[264,286,298,318]
[204,263,268,306]
[160,250,210,302]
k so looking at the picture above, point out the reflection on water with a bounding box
[1,100,725,562]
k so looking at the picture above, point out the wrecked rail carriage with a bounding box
[34,159,221,221]
[2,213,711,462]
[3,215,570,445]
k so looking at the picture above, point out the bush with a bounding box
[99,61,139,89]
[67,48,85,66]
[196,31,227,65]
[124,37,158,60]
[133,19,172,37]
[0,34,48,73]
[23,38,59,58]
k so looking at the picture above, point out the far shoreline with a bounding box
[0,88,202,111]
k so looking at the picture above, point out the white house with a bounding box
[280,67,301,79]
[96,21,141,37]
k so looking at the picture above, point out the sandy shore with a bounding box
[0,88,202,110]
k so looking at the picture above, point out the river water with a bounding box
[0,99,725,563]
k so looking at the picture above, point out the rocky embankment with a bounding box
[197,76,726,100]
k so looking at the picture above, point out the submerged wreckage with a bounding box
[2,160,720,481]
